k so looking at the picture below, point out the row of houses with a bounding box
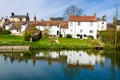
[1,13,120,39]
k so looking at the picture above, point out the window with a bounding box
[80,29,83,33]
[57,31,59,35]
[90,22,93,26]
[84,34,87,37]
[102,22,104,24]
[70,29,73,32]
[70,22,73,27]
[78,22,80,26]
[90,30,93,33]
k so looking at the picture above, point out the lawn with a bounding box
[0,34,22,42]
[0,34,89,49]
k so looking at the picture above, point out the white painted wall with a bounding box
[5,23,13,30]
[49,26,59,36]
[21,24,28,33]
[60,28,68,37]
[10,29,20,34]
[36,26,45,31]
[36,26,59,36]
[97,21,107,31]
[68,22,97,39]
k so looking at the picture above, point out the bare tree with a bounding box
[64,5,83,20]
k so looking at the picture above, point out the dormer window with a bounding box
[78,22,80,26]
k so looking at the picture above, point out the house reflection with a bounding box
[35,51,105,70]
[0,51,105,69]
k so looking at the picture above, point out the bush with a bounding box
[77,34,80,37]
[60,34,63,37]
[1,30,11,34]
[88,35,94,39]
[23,32,31,41]
[66,34,72,38]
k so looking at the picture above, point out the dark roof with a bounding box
[10,15,27,18]
[69,16,97,22]
[50,17,64,21]
[117,20,120,25]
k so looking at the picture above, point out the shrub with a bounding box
[1,30,11,34]
[66,34,72,38]
[23,32,31,41]
[88,35,94,39]
[77,34,80,37]
[60,34,63,37]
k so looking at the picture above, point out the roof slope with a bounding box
[69,16,97,22]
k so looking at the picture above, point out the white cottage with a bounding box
[20,22,28,33]
[97,15,107,31]
[68,15,98,39]
[5,22,13,30]
[35,21,64,36]
[5,21,28,35]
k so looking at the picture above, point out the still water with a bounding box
[0,50,120,80]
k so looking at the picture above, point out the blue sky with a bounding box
[0,0,120,22]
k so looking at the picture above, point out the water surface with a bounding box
[0,50,120,80]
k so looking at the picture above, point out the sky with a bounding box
[0,0,120,23]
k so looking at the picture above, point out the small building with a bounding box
[10,13,30,22]
[97,15,107,31]
[35,21,62,36]
[4,21,28,35]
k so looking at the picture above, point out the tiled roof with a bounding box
[32,21,68,28]
[60,21,68,29]
[26,21,68,31]
[69,16,97,22]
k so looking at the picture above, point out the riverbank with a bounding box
[0,34,118,50]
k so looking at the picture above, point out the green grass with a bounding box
[0,34,22,41]
[59,38,87,45]
[2,34,116,50]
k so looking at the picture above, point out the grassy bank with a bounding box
[0,34,117,50]
[0,34,90,50]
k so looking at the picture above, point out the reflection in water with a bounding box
[0,50,120,80]
[0,50,105,70]
[35,51,105,70]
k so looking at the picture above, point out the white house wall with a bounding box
[68,22,97,39]
[49,26,59,36]
[10,29,20,34]
[60,28,68,37]
[21,24,28,33]
[97,21,107,31]
[36,26,45,31]
[5,23,13,30]
[36,26,59,36]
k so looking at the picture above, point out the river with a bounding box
[0,50,120,80]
